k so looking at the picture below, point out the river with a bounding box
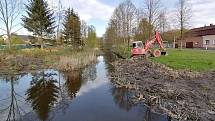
[0,55,168,121]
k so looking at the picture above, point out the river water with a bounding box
[0,56,168,121]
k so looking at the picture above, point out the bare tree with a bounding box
[111,0,137,51]
[104,20,118,47]
[175,0,192,39]
[143,0,162,38]
[158,10,169,33]
[0,0,22,49]
[81,20,88,46]
[56,0,63,45]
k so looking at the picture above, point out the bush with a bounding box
[12,36,25,44]
[20,48,51,57]
[58,50,96,71]
[0,38,5,45]
[113,45,132,59]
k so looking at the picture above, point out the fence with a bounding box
[0,44,33,50]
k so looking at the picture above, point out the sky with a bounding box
[1,0,215,37]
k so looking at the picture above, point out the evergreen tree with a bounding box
[63,8,81,48]
[22,0,55,49]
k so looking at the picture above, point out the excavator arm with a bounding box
[144,32,166,57]
[155,32,165,49]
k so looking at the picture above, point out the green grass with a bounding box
[153,49,215,72]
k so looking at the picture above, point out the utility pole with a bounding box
[173,35,176,48]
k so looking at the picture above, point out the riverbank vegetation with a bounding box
[0,48,97,74]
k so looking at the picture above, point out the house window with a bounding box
[205,40,210,45]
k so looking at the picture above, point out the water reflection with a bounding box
[63,71,82,99]
[82,63,97,83]
[112,87,135,111]
[26,71,59,121]
[0,74,26,121]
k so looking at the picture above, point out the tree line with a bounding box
[104,0,192,48]
[0,0,97,49]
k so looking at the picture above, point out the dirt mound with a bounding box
[111,57,215,121]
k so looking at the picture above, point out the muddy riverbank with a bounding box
[110,57,215,121]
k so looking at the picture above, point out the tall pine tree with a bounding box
[22,0,55,49]
[63,8,81,48]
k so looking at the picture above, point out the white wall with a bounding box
[202,35,215,48]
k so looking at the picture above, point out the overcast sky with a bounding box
[1,0,215,37]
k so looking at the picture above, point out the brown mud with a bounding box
[111,57,215,121]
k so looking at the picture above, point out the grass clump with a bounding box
[58,50,96,71]
[112,45,132,59]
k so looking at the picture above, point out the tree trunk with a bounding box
[127,36,130,58]
[7,29,11,49]
[7,35,11,49]
[180,27,183,40]
[39,35,44,49]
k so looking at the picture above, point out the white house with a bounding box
[203,35,215,49]
[2,34,9,43]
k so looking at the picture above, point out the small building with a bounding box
[177,24,215,49]
[2,34,9,43]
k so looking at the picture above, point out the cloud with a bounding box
[46,0,115,36]
[10,0,215,36]
[47,0,114,22]
[190,0,215,27]
[165,0,215,29]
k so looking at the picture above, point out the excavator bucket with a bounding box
[161,51,167,55]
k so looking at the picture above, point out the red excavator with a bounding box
[131,31,167,57]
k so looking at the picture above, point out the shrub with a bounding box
[58,50,96,71]
[0,38,5,45]
[12,36,25,44]
[20,48,50,57]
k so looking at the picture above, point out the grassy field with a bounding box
[153,49,215,72]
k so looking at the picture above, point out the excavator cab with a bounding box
[132,41,144,49]
[132,41,146,56]
[131,31,167,57]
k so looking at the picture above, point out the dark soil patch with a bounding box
[111,57,215,121]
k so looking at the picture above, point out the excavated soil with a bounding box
[111,57,215,121]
